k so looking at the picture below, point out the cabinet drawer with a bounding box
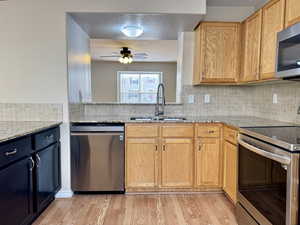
[224,127,238,145]
[197,126,220,138]
[33,127,60,150]
[126,125,158,138]
[0,136,31,168]
[161,125,194,138]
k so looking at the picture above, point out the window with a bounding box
[118,71,162,103]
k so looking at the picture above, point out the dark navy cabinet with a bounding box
[0,126,61,225]
[0,157,34,225]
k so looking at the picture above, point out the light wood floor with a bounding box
[33,193,237,225]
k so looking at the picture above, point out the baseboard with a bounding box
[55,190,73,198]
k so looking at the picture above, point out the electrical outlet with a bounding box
[188,95,195,104]
[272,93,278,104]
[204,94,210,104]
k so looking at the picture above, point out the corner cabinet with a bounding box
[260,0,285,80]
[193,22,241,84]
[241,10,262,82]
[285,0,300,28]
[223,126,238,204]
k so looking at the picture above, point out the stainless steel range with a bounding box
[237,126,300,225]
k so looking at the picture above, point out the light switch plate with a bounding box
[273,93,278,104]
[204,94,210,104]
[188,95,195,104]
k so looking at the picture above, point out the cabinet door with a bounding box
[285,0,300,28]
[260,0,285,80]
[35,143,60,213]
[242,10,262,82]
[223,141,237,203]
[200,23,240,83]
[0,157,34,225]
[195,138,221,187]
[161,138,193,188]
[126,138,158,188]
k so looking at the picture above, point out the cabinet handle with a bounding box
[208,130,215,134]
[29,157,35,171]
[198,144,203,151]
[36,154,41,168]
[5,149,17,156]
[163,145,166,151]
[155,145,158,151]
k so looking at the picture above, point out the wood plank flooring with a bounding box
[33,193,237,225]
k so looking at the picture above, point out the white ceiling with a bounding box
[90,39,178,62]
[70,13,202,40]
[207,0,267,7]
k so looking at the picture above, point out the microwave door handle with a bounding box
[238,137,291,165]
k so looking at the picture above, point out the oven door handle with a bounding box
[238,136,291,165]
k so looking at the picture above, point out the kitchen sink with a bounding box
[130,116,186,121]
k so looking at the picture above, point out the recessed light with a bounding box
[121,25,143,38]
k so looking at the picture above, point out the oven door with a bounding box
[238,134,299,225]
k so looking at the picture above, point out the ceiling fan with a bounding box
[99,47,148,64]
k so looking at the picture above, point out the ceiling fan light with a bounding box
[121,25,143,38]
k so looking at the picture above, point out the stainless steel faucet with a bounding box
[155,83,165,117]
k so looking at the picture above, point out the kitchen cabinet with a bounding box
[260,0,285,80]
[161,138,193,188]
[285,0,300,28]
[35,142,61,212]
[125,124,194,191]
[195,137,222,187]
[0,157,34,225]
[195,124,222,188]
[193,22,240,84]
[223,126,238,204]
[241,10,262,82]
[125,138,158,188]
[0,126,61,225]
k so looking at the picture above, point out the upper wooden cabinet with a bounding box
[260,0,285,80]
[241,10,262,82]
[285,0,300,28]
[193,22,241,84]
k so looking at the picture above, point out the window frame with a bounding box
[117,71,163,104]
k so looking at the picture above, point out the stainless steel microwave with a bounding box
[276,22,300,80]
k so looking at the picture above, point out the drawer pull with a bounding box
[46,134,54,140]
[163,145,166,151]
[208,130,215,134]
[36,154,41,168]
[5,149,17,156]
[29,157,35,171]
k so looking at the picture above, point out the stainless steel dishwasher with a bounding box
[70,123,124,192]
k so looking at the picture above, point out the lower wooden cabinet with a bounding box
[125,138,158,188]
[125,123,225,192]
[223,141,238,203]
[161,138,193,188]
[195,138,222,188]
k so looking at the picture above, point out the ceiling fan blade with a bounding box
[100,55,120,58]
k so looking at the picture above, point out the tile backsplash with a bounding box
[0,103,63,121]
[70,81,300,124]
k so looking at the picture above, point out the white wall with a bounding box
[67,15,92,103]
[0,0,205,197]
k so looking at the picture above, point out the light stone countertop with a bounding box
[0,121,62,144]
[70,115,297,128]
